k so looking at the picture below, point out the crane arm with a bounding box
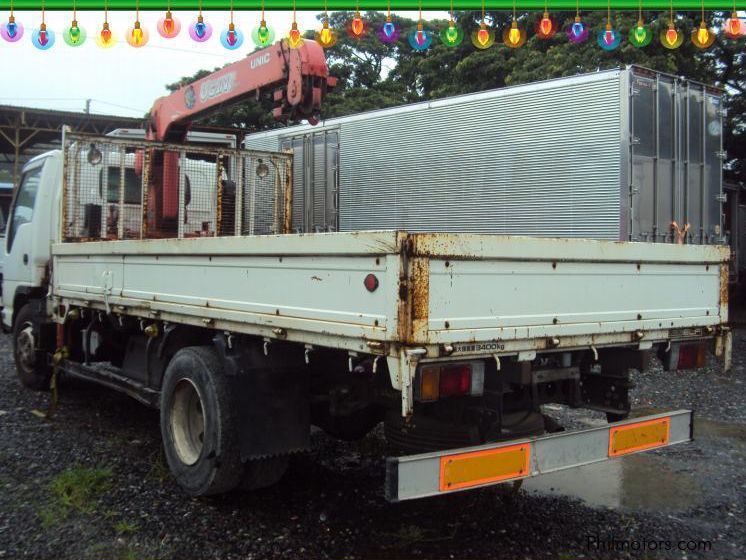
[147,39,336,141]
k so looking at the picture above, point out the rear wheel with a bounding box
[160,345,288,496]
[160,346,245,496]
[606,412,630,423]
[13,303,52,391]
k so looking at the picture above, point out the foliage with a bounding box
[37,465,113,526]
[164,10,744,181]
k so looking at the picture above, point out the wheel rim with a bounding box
[16,324,36,374]
[169,378,205,466]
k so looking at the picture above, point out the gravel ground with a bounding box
[0,330,745,560]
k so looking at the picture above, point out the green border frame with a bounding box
[3,1,741,9]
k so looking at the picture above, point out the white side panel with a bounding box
[428,260,720,341]
[52,232,403,343]
[422,235,727,345]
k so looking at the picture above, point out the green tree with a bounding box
[163,10,744,180]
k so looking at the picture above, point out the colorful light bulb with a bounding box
[471,22,494,49]
[96,21,116,48]
[158,10,181,38]
[251,19,274,47]
[597,23,621,51]
[724,12,743,39]
[408,21,432,51]
[220,21,244,49]
[316,20,336,48]
[628,19,651,47]
[378,16,399,43]
[349,10,365,38]
[32,22,54,49]
[126,20,149,47]
[567,15,588,44]
[287,21,302,48]
[63,19,87,46]
[1,15,24,42]
[502,20,525,48]
[440,19,463,47]
[189,15,213,42]
[691,20,715,48]
[535,11,556,39]
[660,22,682,49]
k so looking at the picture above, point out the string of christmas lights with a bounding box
[1,4,743,51]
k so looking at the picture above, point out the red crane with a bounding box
[147,39,335,142]
[140,40,335,234]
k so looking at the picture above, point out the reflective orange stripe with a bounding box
[439,443,530,492]
[608,417,670,457]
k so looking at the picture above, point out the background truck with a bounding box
[0,42,732,501]
[245,66,725,245]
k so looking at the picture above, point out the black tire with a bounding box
[160,346,245,496]
[241,456,289,491]
[13,303,52,391]
[606,412,630,423]
[316,405,382,442]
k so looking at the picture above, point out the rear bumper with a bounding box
[385,409,692,502]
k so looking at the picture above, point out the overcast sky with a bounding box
[1,10,446,119]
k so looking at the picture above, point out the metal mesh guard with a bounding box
[62,132,292,242]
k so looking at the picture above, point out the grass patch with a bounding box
[147,451,171,484]
[118,549,138,560]
[50,465,112,513]
[36,465,113,526]
[37,506,61,528]
[115,520,140,536]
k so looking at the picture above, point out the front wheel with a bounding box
[13,303,52,391]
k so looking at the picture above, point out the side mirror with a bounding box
[87,144,103,166]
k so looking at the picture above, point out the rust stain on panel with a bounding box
[411,257,430,342]
[396,238,412,344]
[283,159,293,234]
[720,263,729,308]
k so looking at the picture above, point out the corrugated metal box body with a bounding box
[245,66,724,244]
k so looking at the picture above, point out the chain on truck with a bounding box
[1,40,732,501]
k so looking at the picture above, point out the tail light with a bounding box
[677,343,707,370]
[415,361,485,402]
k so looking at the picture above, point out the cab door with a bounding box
[2,159,46,328]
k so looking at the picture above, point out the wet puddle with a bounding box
[523,412,746,511]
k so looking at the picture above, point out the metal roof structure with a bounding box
[0,104,143,189]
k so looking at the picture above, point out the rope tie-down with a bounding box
[46,346,69,419]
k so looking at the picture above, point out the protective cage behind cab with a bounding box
[61,131,293,242]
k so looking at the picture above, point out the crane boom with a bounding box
[147,39,335,141]
[139,40,335,237]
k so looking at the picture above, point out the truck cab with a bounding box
[1,151,62,332]
[1,128,237,333]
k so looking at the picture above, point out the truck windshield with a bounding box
[7,166,42,251]
[99,167,142,205]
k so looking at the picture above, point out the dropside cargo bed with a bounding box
[52,231,730,412]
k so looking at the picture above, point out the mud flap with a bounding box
[214,335,310,461]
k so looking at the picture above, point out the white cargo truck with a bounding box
[2,128,731,501]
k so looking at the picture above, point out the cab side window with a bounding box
[7,166,42,251]
[99,167,142,205]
